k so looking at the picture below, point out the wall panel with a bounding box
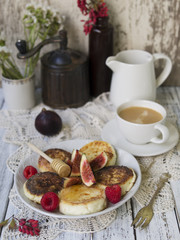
[0,0,179,85]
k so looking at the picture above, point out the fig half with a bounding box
[80,154,96,187]
[90,152,108,171]
[35,108,62,136]
[70,149,82,177]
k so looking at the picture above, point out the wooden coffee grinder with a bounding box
[16,30,90,108]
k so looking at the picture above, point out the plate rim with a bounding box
[14,139,141,219]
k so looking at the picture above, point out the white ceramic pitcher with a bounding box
[106,50,172,107]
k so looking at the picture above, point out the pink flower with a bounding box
[89,9,97,24]
[77,0,88,15]
[77,0,109,35]
[83,20,93,35]
[97,2,108,17]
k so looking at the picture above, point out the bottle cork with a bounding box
[51,158,71,177]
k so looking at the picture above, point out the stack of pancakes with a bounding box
[23,141,136,215]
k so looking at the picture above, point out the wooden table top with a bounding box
[0,87,180,240]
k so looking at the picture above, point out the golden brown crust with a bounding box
[80,141,116,166]
[38,148,71,172]
[59,184,107,215]
[59,184,105,204]
[25,172,62,196]
[95,166,134,186]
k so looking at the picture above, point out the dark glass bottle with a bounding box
[89,17,113,97]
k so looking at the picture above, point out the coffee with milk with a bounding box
[118,106,163,124]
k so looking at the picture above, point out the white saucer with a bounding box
[101,119,179,157]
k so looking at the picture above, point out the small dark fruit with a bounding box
[35,108,62,136]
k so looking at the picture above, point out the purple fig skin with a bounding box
[90,152,108,171]
[70,149,82,177]
[35,108,62,136]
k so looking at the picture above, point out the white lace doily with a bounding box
[2,188,116,240]
[0,92,180,239]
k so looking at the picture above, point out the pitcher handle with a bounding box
[153,53,172,88]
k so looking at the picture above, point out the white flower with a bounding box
[46,6,51,11]
[32,16,37,24]
[59,15,66,26]
[44,19,51,27]
[23,11,32,18]
[0,46,10,53]
[62,15,66,21]
[25,3,33,8]
[51,9,58,18]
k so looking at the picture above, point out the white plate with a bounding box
[14,139,141,219]
[101,119,179,157]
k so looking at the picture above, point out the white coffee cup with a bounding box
[116,100,169,145]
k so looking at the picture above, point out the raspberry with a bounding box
[105,185,121,204]
[41,192,59,211]
[23,166,38,179]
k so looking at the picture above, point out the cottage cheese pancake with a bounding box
[95,166,136,196]
[23,172,62,204]
[80,141,116,166]
[38,148,71,172]
[59,184,107,215]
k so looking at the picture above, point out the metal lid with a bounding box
[41,30,87,69]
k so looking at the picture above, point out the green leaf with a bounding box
[26,6,35,12]
[0,39,5,46]
[0,219,9,228]
[9,218,17,230]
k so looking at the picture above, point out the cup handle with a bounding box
[150,123,169,144]
[153,53,172,88]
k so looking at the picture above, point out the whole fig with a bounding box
[35,108,62,136]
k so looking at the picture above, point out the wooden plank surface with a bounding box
[132,201,180,240]
[0,87,180,239]
[94,201,135,240]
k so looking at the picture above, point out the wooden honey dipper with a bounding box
[27,142,71,177]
